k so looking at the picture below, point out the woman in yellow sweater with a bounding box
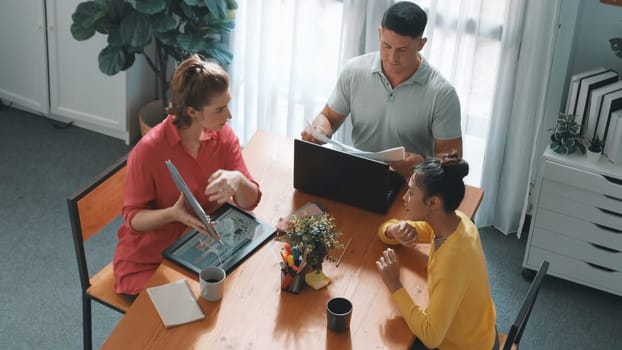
[376,155,498,350]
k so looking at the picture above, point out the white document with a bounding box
[147,279,205,328]
[303,119,405,162]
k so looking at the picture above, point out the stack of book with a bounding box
[605,110,622,164]
[565,68,622,163]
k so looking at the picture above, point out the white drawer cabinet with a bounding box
[523,148,622,296]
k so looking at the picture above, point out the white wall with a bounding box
[571,1,622,75]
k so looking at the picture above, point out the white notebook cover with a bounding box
[147,279,205,328]
[575,70,618,132]
[585,80,622,140]
[606,112,622,164]
[566,67,606,116]
[596,89,622,145]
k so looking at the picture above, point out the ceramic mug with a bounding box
[199,266,226,301]
[326,297,353,332]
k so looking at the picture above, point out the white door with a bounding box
[0,1,49,114]
[46,0,128,140]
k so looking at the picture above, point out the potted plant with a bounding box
[585,135,603,162]
[70,0,238,133]
[549,113,585,154]
[278,212,343,272]
[277,208,343,292]
[609,37,622,59]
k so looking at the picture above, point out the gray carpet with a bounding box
[1,106,621,349]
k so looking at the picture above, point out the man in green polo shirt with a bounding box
[302,1,462,178]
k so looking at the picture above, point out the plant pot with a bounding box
[586,149,602,163]
[139,100,167,137]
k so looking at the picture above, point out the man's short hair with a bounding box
[381,1,427,38]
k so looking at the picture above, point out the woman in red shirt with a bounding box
[113,56,261,298]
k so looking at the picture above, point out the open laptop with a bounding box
[293,139,404,214]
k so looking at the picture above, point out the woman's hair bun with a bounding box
[439,150,469,179]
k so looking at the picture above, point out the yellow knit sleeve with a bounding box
[377,219,401,245]
[378,220,435,244]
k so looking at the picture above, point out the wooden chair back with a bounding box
[500,260,549,350]
[67,154,131,350]
[68,155,127,289]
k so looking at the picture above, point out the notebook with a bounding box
[565,67,606,117]
[293,139,404,214]
[146,279,205,328]
[595,89,622,149]
[574,69,618,135]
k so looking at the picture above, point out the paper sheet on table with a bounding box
[303,119,405,162]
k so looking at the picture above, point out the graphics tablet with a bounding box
[162,203,276,275]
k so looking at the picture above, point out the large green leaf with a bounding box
[73,0,236,85]
[106,29,123,47]
[177,31,207,53]
[226,0,238,10]
[150,12,177,32]
[71,1,105,40]
[201,16,235,33]
[179,2,197,20]
[135,0,167,15]
[155,30,179,46]
[115,0,135,18]
[98,45,135,75]
[160,43,185,62]
[120,11,153,48]
[202,41,233,65]
[94,1,132,34]
[203,0,228,19]
[71,22,95,41]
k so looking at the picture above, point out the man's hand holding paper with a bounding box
[388,152,425,178]
[302,117,406,163]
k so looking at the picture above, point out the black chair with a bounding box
[68,155,132,350]
[499,260,549,350]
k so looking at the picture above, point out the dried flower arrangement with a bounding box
[277,212,343,272]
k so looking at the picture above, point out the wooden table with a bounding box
[101,130,484,349]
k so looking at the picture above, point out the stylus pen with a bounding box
[206,218,225,245]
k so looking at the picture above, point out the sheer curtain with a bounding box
[229,0,560,235]
[228,0,344,144]
[478,0,562,235]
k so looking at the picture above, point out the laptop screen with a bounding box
[293,139,403,213]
